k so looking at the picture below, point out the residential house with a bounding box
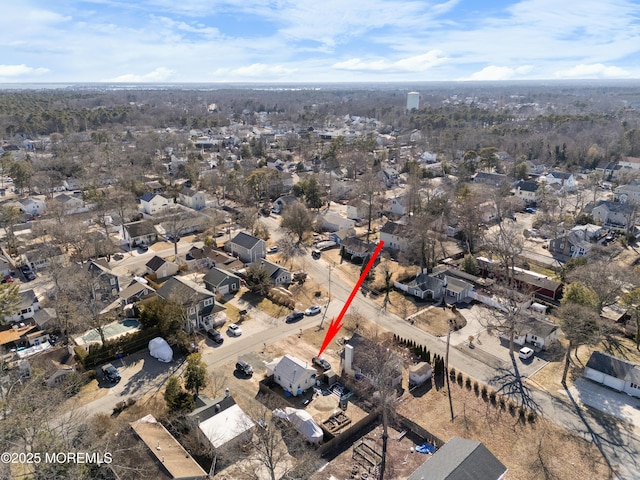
[178,187,206,210]
[32,307,57,330]
[318,212,355,232]
[548,224,604,261]
[156,276,225,331]
[157,212,207,238]
[225,232,266,263]
[340,236,377,261]
[130,415,208,480]
[619,156,640,170]
[265,354,317,397]
[583,351,640,398]
[145,255,179,279]
[119,279,156,307]
[183,245,244,271]
[500,316,559,350]
[591,200,636,232]
[256,258,291,286]
[83,259,121,303]
[473,172,508,187]
[347,199,372,220]
[525,160,546,176]
[139,192,170,215]
[187,392,255,454]
[328,227,356,245]
[143,180,164,194]
[122,220,159,247]
[386,195,408,216]
[21,243,65,271]
[596,160,620,180]
[19,196,46,216]
[203,267,241,295]
[514,179,539,205]
[378,168,400,188]
[542,171,578,191]
[0,324,38,352]
[395,272,446,300]
[614,181,640,204]
[5,289,39,323]
[407,436,507,480]
[51,193,85,214]
[379,221,409,252]
[343,333,403,388]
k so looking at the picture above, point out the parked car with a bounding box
[285,311,305,323]
[519,347,534,360]
[138,244,149,252]
[101,363,121,383]
[312,356,331,371]
[311,249,321,259]
[235,360,253,376]
[227,323,242,336]
[305,305,321,316]
[267,245,279,254]
[207,329,224,344]
[524,207,537,214]
[1,276,13,283]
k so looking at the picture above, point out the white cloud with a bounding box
[0,64,49,77]
[213,64,297,79]
[462,65,534,81]
[333,51,447,72]
[555,63,631,79]
[107,67,175,82]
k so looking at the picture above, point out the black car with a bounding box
[235,360,253,376]
[312,356,331,371]
[285,311,305,323]
[101,363,121,383]
[138,244,149,252]
[207,329,224,344]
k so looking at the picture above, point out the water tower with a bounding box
[406,91,420,110]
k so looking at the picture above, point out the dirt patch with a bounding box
[397,380,612,480]
[411,306,466,337]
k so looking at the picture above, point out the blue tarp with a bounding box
[416,443,435,454]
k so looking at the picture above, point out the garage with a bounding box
[584,351,640,396]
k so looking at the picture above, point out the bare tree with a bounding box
[556,303,602,385]
[280,201,313,244]
[484,221,524,286]
[568,258,629,314]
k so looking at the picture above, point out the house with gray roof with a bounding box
[584,351,640,398]
[614,181,640,204]
[407,436,507,480]
[122,220,158,247]
[591,200,636,232]
[156,276,225,331]
[265,354,317,397]
[139,192,170,215]
[203,267,241,295]
[145,255,179,278]
[119,279,156,307]
[225,232,266,263]
[178,187,206,210]
[5,289,40,323]
[256,258,291,286]
[514,179,539,205]
[542,171,577,191]
[379,220,409,252]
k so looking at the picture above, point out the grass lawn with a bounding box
[239,290,293,318]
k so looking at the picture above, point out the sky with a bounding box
[1,0,640,83]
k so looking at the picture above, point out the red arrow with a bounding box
[317,240,384,357]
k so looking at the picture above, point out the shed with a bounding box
[409,362,433,388]
[583,351,640,397]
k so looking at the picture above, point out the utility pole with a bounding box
[445,318,454,422]
[319,263,333,329]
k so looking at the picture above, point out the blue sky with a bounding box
[1,0,640,83]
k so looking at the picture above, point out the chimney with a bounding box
[345,344,354,372]
[225,387,230,398]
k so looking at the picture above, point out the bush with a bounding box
[457,372,463,385]
[449,368,456,381]
[465,377,472,390]
[508,401,517,416]
[481,386,488,399]
[473,381,479,395]
[527,411,537,423]
[518,406,526,420]
[499,397,506,410]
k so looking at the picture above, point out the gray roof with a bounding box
[203,267,240,287]
[516,179,539,192]
[124,221,157,238]
[156,276,213,305]
[408,436,507,480]
[140,192,155,202]
[145,255,166,272]
[521,316,558,339]
[257,259,289,280]
[230,232,263,250]
[594,200,635,215]
[380,221,407,235]
[586,351,640,384]
[18,289,38,310]
[412,273,445,292]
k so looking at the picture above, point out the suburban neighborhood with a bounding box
[0,84,640,480]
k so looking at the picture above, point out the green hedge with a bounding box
[81,326,161,368]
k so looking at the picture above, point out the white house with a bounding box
[19,196,46,216]
[619,156,640,170]
[379,221,409,252]
[408,362,433,388]
[178,187,206,210]
[386,195,407,216]
[5,289,39,323]
[139,192,170,215]
[318,213,355,232]
[51,193,86,214]
[614,181,640,204]
[265,354,317,397]
[256,258,291,286]
[514,180,539,205]
[583,351,640,398]
[145,255,179,278]
[542,171,577,191]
